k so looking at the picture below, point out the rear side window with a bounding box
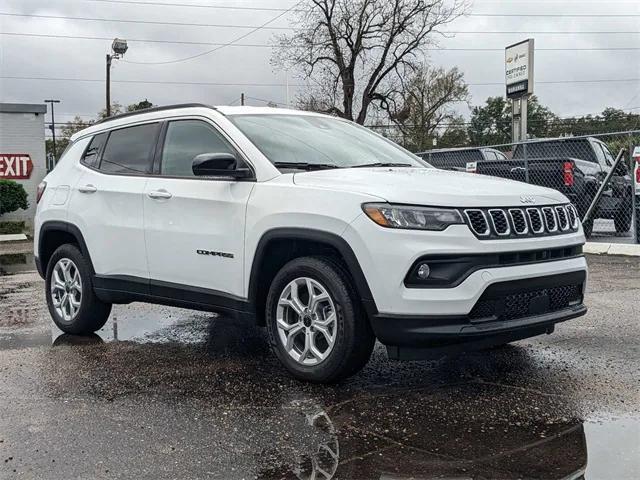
[81,132,108,168]
[99,123,159,174]
[160,120,237,177]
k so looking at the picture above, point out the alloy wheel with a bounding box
[276,277,337,366]
[50,258,82,322]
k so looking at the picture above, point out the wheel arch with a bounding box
[38,221,95,278]
[247,228,377,325]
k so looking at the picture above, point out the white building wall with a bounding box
[0,104,47,232]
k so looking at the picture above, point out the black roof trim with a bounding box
[95,103,216,125]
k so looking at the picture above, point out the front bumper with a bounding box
[371,269,587,358]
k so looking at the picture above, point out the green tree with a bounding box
[126,99,154,112]
[467,95,558,145]
[0,180,29,215]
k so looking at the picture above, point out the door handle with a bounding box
[78,184,97,193]
[147,189,173,199]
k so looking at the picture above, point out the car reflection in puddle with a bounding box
[44,312,608,480]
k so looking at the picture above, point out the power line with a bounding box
[4,12,639,36]
[1,32,638,52]
[78,0,302,11]
[121,0,302,64]
[2,75,638,87]
[0,12,292,30]
[46,1,640,17]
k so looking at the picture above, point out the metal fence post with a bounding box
[631,132,638,244]
[523,141,530,183]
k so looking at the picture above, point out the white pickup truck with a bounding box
[34,104,588,382]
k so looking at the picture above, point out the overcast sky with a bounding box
[1,0,639,132]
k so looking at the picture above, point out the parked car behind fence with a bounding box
[419,131,640,241]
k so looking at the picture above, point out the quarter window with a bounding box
[160,120,237,177]
[99,123,159,174]
[82,132,108,168]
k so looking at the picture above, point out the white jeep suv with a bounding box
[34,104,588,382]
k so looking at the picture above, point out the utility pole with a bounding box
[44,99,60,162]
[241,93,245,106]
[106,53,112,117]
[105,38,128,117]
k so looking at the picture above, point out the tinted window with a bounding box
[599,142,614,166]
[82,132,108,168]
[99,123,159,174]
[160,120,236,177]
[513,140,596,162]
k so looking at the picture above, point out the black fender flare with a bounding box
[37,220,95,278]
[247,228,378,317]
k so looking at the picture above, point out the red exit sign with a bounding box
[0,154,33,179]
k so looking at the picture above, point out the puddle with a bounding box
[0,252,35,275]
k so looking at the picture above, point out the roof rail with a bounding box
[95,103,216,125]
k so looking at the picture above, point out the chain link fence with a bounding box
[416,130,640,243]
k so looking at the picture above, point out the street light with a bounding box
[106,38,128,117]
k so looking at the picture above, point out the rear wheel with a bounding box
[614,198,632,233]
[265,256,375,383]
[45,244,112,335]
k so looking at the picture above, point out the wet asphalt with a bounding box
[0,253,638,479]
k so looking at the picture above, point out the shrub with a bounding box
[0,180,29,215]
[0,221,25,234]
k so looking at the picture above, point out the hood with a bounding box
[293,167,567,207]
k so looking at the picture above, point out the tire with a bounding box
[45,244,112,335]
[265,256,375,383]
[614,198,632,233]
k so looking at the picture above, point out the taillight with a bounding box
[563,161,574,187]
[36,181,47,204]
[635,159,640,184]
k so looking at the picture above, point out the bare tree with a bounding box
[383,65,469,150]
[274,0,466,124]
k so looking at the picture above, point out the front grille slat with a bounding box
[463,204,578,239]
[542,207,558,232]
[555,206,569,231]
[488,209,510,236]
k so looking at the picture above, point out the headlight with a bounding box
[362,203,464,231]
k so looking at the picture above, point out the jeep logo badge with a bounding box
[520,196,535,204]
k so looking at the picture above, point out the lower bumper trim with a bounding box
[372,304,587,349]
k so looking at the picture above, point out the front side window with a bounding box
[229,114,426,169]
[160,120,237,177]
[82,132,108,168]
[99,123,159,174]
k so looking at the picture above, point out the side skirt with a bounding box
[93,274,254,320]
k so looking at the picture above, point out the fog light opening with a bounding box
[417,263,431,280]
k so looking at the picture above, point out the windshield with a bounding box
[229,114,427,169]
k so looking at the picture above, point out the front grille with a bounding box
[464,204,578,239]
[469,281,583,322]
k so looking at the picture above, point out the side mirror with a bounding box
[192,153,251,179]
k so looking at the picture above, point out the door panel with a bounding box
[143,178,253,297]
[143,118,254,298]
[70,168,149,278]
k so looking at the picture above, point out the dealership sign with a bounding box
[0,154,34,179]
[505,39,534,99]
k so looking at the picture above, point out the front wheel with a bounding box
[265,256,375,383]
[45,244,112,335]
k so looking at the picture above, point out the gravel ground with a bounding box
[0,254,638,479]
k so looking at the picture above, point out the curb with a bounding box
[584,242,640,257]
[0,233,28,243]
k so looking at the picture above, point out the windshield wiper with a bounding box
[273,162,341,171]
[349,162,414,168]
